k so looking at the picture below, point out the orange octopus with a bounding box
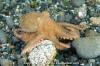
[14,11,86,54]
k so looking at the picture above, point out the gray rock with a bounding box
[77,4,87,18]
[85,30,100,37]
[96,0,100,7]
[65,13,73,22]
[18,58,26,66]
[5,0,10,4]
[72,0,85,7]
[5,16,14,28]
[0,59,12,66]
[57,11,65,22]
[72,36,100,58]
[0,30,7,43]
[0,2,4,10]
[86,0,95,6]
[57,15,65,22]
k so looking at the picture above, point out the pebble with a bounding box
[65,13,73,22]
[5,16,14,28]
[57,11,66,22]
[87,6,98,17]
[96,0,100,7]
[90,17,100,26]
[72,35,100,58]
[18,58,26,66]
[86,0,95,6]
[85,30,100,37]
[72,0,85,7]
[77,4,87,18]
[0,2,4,10]
[0,59,13,66]
[57,15,65,22]
[0,30,7,43]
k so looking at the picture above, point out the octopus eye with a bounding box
[16,29,25,35]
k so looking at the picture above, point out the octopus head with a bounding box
[37,11,51,24]
[19,12,41,32]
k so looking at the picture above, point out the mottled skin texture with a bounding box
[14,11,86,54]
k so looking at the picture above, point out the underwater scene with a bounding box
[0,0,100,66]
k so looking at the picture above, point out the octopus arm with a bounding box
[49,36,70,50]
[14,28,38,42]
[61,26,80,39]
[21,34,46,54]
[57,22,86,31]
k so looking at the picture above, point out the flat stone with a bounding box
[72,36,100,58]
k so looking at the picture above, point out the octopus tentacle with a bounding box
[14,28,38,42]
[56,22,86,40]
[57,22,86,31]
[21,32,38,42]
[56,28,74,40]
[56,29,79,40]
[49,36,70,50]
[21,34,46,54]
[60,27,80,40]
[54,42,70,50]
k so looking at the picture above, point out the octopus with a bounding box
[14,11,86,54]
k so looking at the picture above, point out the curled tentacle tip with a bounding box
[66,45,70,48]
[21,50,27,55]
[80,23,87,30]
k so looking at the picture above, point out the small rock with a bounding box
[77,4,87,18]
[88,6,98,17]
[0,44,11,53]
[18,58,26,66]
[86,0,95,6]
[88,59,95,63]
[72,0,85,7]
[65,13,73,22]
[85,30,100,37]
[0,30,7,43]
[57,15,65,22]
[5,16,14,28]
[0,2,4,10]
[10,54,21,60]
[90,17,100,26]
[96,0,100,7]
[72,36,100,58]
[5,0,10,4]
[0,59,12,66]
[57,11,66,22]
